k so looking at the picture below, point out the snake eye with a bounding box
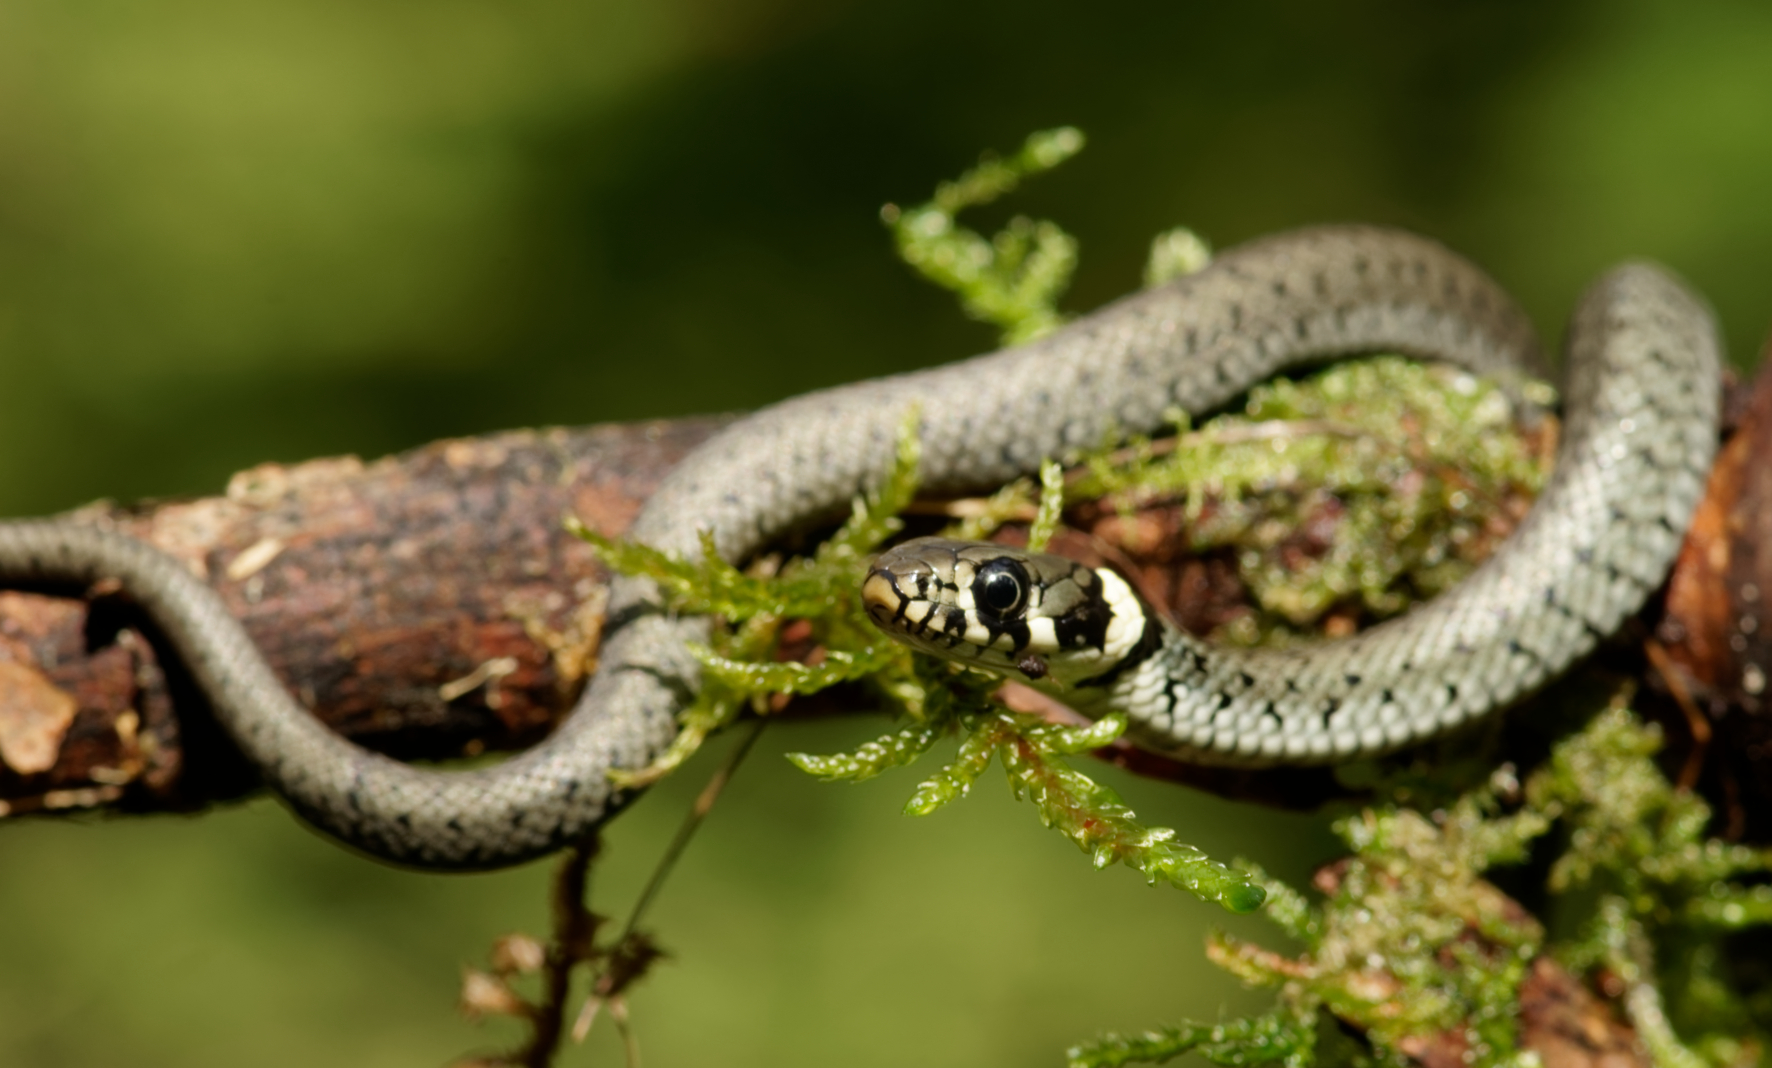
[974,560,1028,618]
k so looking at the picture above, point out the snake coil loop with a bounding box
[0,226,1720,867]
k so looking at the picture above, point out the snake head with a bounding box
[862,536,1150,689]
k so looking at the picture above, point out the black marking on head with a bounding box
[997,618,1033,653]
[943,607,966,636]
[1076,591,1164,690]
[1052,572,1114,651]
[883,576,912,625]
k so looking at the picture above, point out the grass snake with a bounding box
[0,226,1720,867]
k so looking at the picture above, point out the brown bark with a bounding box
[1516,958,1650,1068]
[1656,341,1772,839]
[0,418,727,814]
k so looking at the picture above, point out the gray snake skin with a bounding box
[0,226,1720,867]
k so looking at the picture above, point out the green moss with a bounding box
[1068,356,1549,641]
[1071,1010,1318,1068]
[1143,226,1215,288]
[1075,704,1772,1068]
[1530,703,1772,1066]
[880,126,1084,345]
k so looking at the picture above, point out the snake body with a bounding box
[0,227,1720,866]
[862,257,1722,762]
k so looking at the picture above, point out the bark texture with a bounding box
[0,418,726,815]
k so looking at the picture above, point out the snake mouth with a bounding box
[862,567,921,635]
[862,556,973,657]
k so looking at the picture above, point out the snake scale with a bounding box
[0,226,1720,868]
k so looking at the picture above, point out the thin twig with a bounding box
[513,836,601,1068]
[568,717,770,1060]
[1643,637,1713,790]
[621,716,767,943]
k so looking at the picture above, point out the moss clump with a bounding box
[1067,357,1550,643]
[1533,705,1772,1068]
[1070,702,1772,1068]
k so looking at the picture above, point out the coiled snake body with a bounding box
[0,227,1720,867]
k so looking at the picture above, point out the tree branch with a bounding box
[1,355,1767,835]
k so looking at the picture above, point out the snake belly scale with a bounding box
[0,227,1720,867]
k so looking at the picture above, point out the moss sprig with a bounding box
[1143,226,1214,289]
[880,126,1084,345]
[794,655,1266,913]
[1069,1010,1317,1068]
[1026,457,1066,552]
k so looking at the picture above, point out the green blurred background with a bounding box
[2,1,1771,1064]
